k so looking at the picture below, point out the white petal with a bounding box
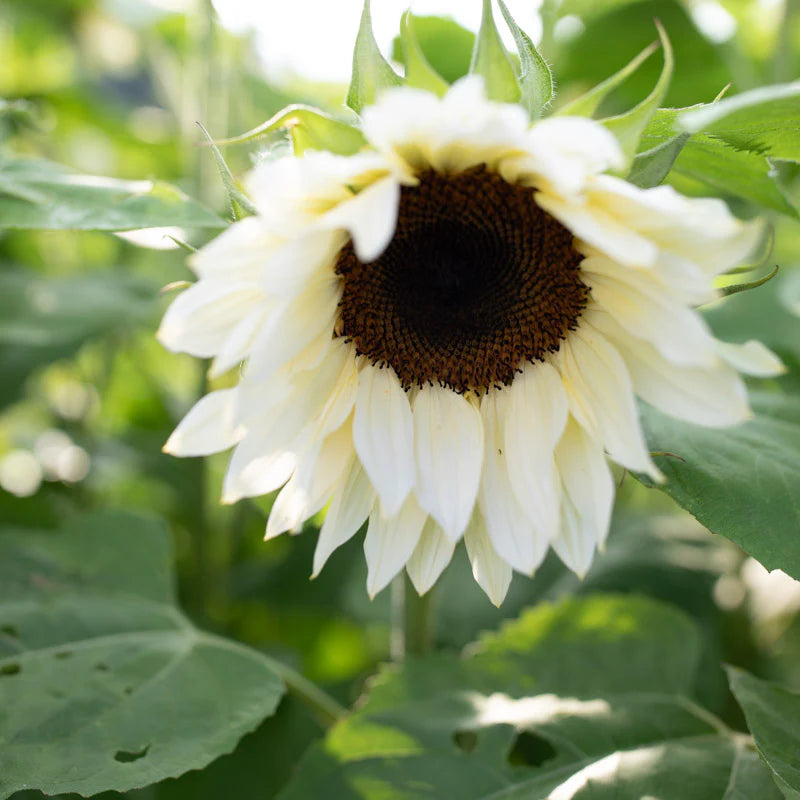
[480,391,549,575]
[246,273,340,383]
[557,324,661,479]
[209,306,271,378]
[157,279,263,357]
[321,176,400,263]
[551,418,614,577]
[313,341,360,439]
[313,458,375,577]
[364,493,427,598]
[265,422,355,540]
[584,269,718,368]
[587,176,762,275]
[413,385,484,541]
[535,192,659,268]
[716,340,785,377]
[591,309,751,427]
[222,437,297,504]
[510,116,625,196]
[353,363,415,516]
[503,362,568,544]
[405,517,455,596]
[261,228,346,298]
[464,513,512,607]
[188,216,278,281]
[164,389,244,456]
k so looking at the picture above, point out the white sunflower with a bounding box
[159,77,782,606]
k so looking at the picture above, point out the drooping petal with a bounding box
[715,340,785,377]
[164,389,244,456]
[261,228,346,299]
[413,385,484,541]
[364,492,427,598]
[157,279,263,357]
[209,305,271,379]
[551,418,614,577]
[188,216,278,280]
[464,513,512,607]
[583,269,718,368]
[265,422,355,540]
[557,323,661,479]
[353,363,415,516]
[312,457,375,577]
[591,309,751,427]
[222,437,297,504]
[405,517,455,596]
[503,361,568,545]
[480,390,549,575]
[246,273,341,383]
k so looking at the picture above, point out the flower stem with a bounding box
[391,574,435,660]
[262,656,347,726]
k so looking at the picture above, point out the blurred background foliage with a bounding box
[1,0,799,797]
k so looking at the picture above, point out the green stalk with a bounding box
[391,575,435,660]
[263,656,347,726]
[774,0,799,83]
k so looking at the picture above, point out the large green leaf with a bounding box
[728,668,800,799]
[278,595,780,799]
[0,270,156,408]
[638,392,800,580]
[680,82,800,162]
[636,108,799,214]
[0,511,285,797]
[0,157,225,230]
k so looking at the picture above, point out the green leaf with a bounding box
[196,122,256,221]
[556,39,659,118]
[637,107,799,216]
[728,667,800,798]
[212,105,367,156]
[602,22,674,167]
[279,595,781,799]
[638,392,800,580]
[399,12,450,97]
[391,15,475,84]
[0,270,156,408]
[680,82,800,162]
[497,0,553,118]
[0,511,285,797]
[469,0,521,104]
[0,157,226,230]
[346,0,404,114]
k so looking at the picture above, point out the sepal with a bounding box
[347,0,404,114]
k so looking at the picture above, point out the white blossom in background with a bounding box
[159,79,782,605]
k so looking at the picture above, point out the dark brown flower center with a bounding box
[334,166,587,393]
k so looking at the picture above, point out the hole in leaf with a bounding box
[0,624,19,639]
[95,662,110,671]
[114,745,150,763]
[507,731,557,767]
[452,730,478,754]
[1,663,20,676]
[54,651,72,659]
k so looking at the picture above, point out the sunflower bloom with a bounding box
[159,78,782,605]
